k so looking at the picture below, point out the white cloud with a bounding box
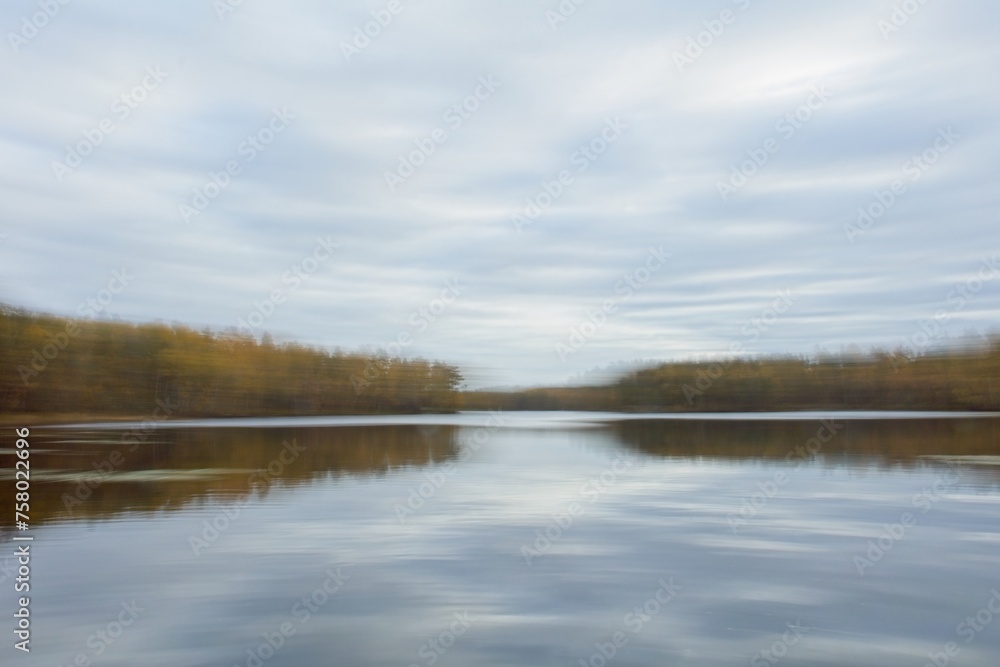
[1,0,999,387]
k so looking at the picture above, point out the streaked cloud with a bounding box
[1,0,998,387]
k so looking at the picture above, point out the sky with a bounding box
[1,0,998,389]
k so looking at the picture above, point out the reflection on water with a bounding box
[0,424,460,528]
[1,412,999,666]
[615,416,1000,469]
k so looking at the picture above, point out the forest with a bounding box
[465,337,1000,412]
[2,302,998,419]
[0,304,464,418]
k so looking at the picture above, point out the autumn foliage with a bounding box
[465,338,1000,412]
[0,304,464,417]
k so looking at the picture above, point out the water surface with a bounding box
[2,412,999,666]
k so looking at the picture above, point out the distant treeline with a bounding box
[3,303,998,418]
[463,338,1000,412]
[0,304,463,417]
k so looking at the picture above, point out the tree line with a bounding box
[463,337,1000,412]
[2,302,997,418]
[0,304,464,418]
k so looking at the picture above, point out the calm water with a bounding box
[2,412,1000,666]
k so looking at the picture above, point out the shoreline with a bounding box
[5,408,1000,429]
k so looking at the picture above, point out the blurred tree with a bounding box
[0,304,465,418]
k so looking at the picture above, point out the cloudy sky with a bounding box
[1,0,998,388]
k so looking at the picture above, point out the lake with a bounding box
[2,412,1000,666]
